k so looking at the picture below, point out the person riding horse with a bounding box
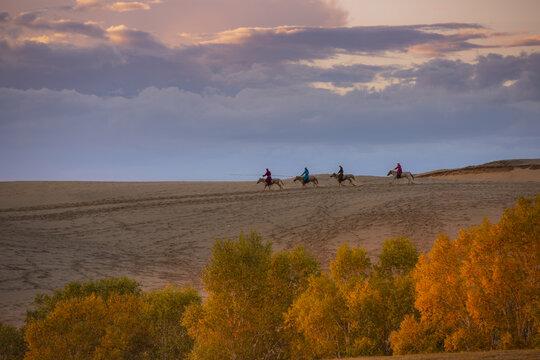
[301,167,309,183]
[262,168,272,187]
[395,163,402,179]
[338,165,344,183]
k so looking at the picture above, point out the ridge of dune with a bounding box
[416,159,540,181]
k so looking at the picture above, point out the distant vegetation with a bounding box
[1,195,538,360]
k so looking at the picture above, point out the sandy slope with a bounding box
[1,167,539,326]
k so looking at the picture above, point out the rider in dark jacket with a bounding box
[338,165,344,182]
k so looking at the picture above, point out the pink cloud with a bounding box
[505,35,540,47]
[75,0,153,12]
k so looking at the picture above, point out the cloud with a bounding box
[75,0,152,12]
[505,35,540,47]
[106,25,165,49]
[391,53,540,100]
[0,12,10,22]
[1,21,539,100]
[206,24,482,52]
[106,2,151,12]
[13,12,106,39]
[1,78,539,180]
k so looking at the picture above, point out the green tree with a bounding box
[0,321,26,360]
[349,237,419,355]
[145,286,201,360]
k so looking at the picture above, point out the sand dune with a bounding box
[417,158,540,181]
[1,161,539,326]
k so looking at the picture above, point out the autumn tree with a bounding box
[183,231,320,360]
[392,195,540,354]
[24,293,152,360]
[286,274,349,359]
[144,286,201,360]
[288,238,419,358]
[346,237,419,355]
[24,278,200,360]
[0,321,26,360]
[26,277,141,324]
[462,195,540,349]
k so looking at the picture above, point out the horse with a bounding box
[293,175,320,187]
[257,177,285,190]
[330,173,357,186]
[387,169,414,184]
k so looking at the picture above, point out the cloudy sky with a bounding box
[1,0,539,180]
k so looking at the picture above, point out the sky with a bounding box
[0,0,539,181]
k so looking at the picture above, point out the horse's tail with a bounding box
[411,173,415,180]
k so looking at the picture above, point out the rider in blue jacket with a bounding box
[301,167,309,183]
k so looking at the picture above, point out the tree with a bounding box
[144,286,201,360]
[392,195,540,353]
[349,237,419,355]
[288,238,420,357]
[184,231,319,360]
[0,321,26,360]
[375,236,419,278]
[24,278,200,360]
[286,274,349,359]
[24,293,152,360]
[26,277,141,324]
[329,243,371,290]
[462,195,540,349]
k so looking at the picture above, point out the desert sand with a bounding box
[1,160,539,326]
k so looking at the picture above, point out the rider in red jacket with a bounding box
[395,163,402,178]
[263,168,272,186]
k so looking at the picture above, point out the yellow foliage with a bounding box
[24,293,151,360]
[330,243,371,289]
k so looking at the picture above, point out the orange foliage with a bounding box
[393,195,540,354]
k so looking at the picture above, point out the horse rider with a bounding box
[338,165,344,183]
[262,168,272,186]
[395,163,402,179]
[301,167,309,183]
